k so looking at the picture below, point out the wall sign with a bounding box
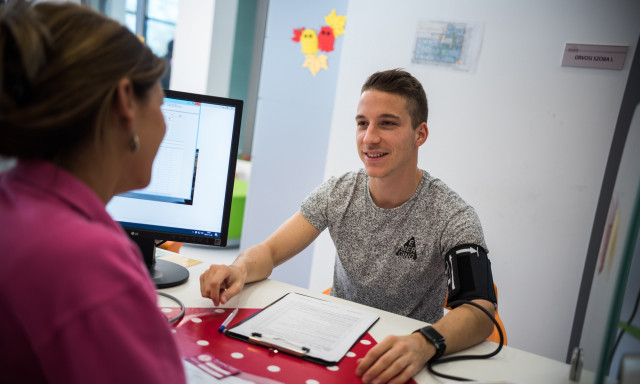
[561,43,628,70]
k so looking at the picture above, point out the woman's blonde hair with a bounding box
[0,0,166,160]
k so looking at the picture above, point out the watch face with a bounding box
[419,326,446,362]
[423,326,445,344]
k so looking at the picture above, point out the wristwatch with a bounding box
[414,326,446,363]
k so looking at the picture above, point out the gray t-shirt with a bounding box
[300,169,487,323]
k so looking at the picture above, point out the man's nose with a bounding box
[362,126,380,144]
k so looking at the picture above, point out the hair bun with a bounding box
[0,0,50,104]
[0,0,166,160]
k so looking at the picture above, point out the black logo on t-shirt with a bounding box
[396,237,417,260]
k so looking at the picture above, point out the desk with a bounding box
[158,244,594,384]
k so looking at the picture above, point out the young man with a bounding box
[200,69,497,384]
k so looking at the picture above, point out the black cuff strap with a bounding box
[414,325,446,363]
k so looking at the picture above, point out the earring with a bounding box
[129,133,140,152]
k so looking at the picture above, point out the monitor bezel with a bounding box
[120,89,243,249]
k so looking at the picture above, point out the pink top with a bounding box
[0,160,186,384]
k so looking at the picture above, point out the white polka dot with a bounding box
[306,380,320,384]
[198,354,212,362]
[197,340,209,346]
[215,308,226,313]
[191,317,202,323]
[231,352,244,359]
[161,308,173,313]
[360,339,371,345]
[326,365,339,371]
[346,351,356,358]
[171,329,177,334]
[267,365,281,372]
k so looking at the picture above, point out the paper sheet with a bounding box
[227,293,379,364]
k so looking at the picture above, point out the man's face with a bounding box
[355,89,424,181]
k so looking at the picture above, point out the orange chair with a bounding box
[324,284,507,345]
[158,241,183,253]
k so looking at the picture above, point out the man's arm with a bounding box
[356,241,497,383]
[200,210,321,305]
[355,299,495,384]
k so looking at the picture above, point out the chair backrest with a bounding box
[444,283,507,345]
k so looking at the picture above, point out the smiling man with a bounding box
[200,69,497,384]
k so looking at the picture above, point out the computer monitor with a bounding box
[107,89,242,288]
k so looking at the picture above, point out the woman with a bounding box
[0,1,186,383]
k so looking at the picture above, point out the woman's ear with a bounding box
[113,78,135,129]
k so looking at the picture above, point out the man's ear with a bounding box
[113,78,135,129]
[415,122,428,147]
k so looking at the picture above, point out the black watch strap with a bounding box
[414,325,446,363]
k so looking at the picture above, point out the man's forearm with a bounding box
[430,299,496,356]
[232,243,277,283]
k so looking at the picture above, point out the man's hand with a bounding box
[355,332,432,384]
[198,211,320,307]
[199,264,246,306]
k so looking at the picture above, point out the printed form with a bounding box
[227,293,379,364]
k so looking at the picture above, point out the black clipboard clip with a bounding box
[249,332,310,357]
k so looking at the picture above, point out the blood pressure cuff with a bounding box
[444,244,497,309]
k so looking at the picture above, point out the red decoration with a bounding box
[291,28,304,42]
[318,26,335,52]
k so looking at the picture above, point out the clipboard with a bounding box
[224,292,380,366]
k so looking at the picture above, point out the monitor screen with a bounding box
[107,89,242,287]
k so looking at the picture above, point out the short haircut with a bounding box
[361,69,428,129]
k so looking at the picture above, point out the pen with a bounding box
[218,308,239,333]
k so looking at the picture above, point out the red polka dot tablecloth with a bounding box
[162,307,416,384]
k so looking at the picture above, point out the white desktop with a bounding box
[157,243,597,384]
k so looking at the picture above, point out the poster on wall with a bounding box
[411,20,484,73]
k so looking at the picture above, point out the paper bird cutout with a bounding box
[318,26,335,52]
[300,28,319,55]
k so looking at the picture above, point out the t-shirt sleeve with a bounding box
[300,176,338,232]
[439,192,488,256]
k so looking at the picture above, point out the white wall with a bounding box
[0,157,15,173]
[171,0,237,96]
[240,0,348,288]
[206,0,238,97]
[311,0,640,362]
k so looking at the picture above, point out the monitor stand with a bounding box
[131,237,189,289]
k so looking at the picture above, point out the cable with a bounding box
[610,285,640,364]
[426,300,505,382]
[155,238,184,323]
[157,291,186,325]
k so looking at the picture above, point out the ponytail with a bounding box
[0,0,166,160]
